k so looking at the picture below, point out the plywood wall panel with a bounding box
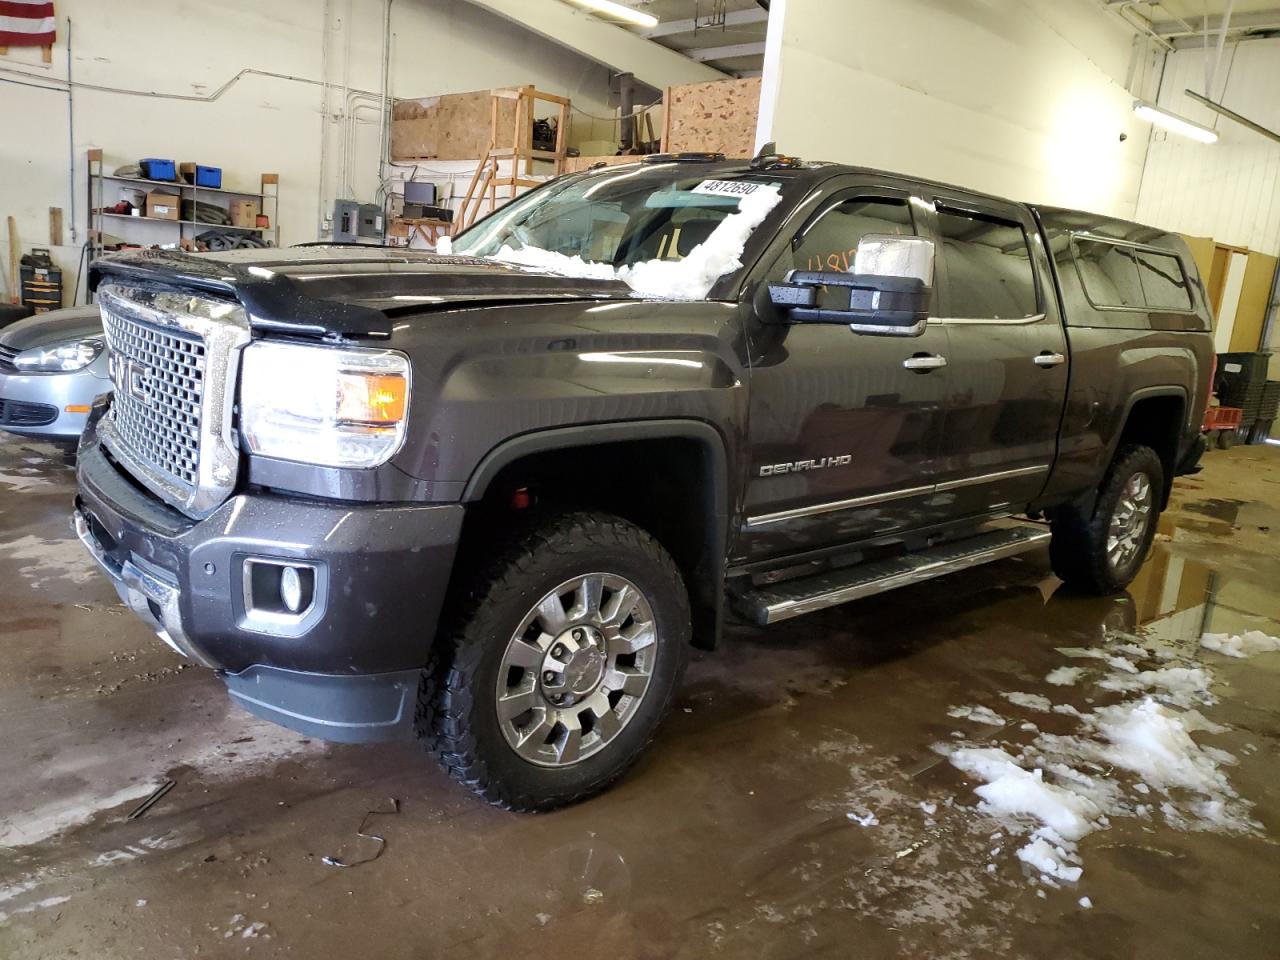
[391,91,517,161]
[1229,251,1278,353]
[663,77,761,158]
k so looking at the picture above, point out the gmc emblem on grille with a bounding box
[108,354,152,405]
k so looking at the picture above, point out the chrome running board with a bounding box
[736,521,1051,625]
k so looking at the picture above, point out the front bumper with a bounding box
[74,429,465,741]
[0,362,109,439]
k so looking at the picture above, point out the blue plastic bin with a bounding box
[140,158,177,181]
[181,163,223,189]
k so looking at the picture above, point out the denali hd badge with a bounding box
[759,455,852,477]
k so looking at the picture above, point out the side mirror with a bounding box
[768,235,935,336]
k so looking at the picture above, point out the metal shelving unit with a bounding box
[87,149,280,257]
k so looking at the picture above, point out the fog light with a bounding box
[280,565,303,613]
[242,557,318,624]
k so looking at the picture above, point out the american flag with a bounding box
[0,0,55,47]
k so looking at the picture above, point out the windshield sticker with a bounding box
[692,180,765,198]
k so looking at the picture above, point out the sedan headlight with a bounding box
[239,341,410,468]
[13,338,104,373]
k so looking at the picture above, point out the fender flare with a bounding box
[461,419,733,648]
[1108,385,1189,460]
[1102,384,1190,509]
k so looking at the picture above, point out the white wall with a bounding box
[757,0,1151,219]
[0,0,617,306]
[1135,38,1280,256]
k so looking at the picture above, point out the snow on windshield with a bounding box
[439,184,783,301]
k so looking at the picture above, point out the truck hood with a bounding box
[89,247,634,340]
[0,306,102,350]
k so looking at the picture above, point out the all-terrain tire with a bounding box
[417,511,690,811]
[1049,443,1164,594]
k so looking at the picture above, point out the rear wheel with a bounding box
[1049,444,1163,594]
[418,511,689,811]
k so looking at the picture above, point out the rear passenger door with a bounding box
[920,192,1069,518]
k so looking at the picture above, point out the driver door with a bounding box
[739,181,952,563]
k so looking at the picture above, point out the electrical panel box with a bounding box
[333,200,385,244]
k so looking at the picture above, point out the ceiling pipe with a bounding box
[1206,0,1235,97]
[1185,88,1280,144]
[1103,0,1177,51]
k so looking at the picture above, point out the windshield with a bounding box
[451,167,789,297]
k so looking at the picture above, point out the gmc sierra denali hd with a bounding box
[74,154,1213,810]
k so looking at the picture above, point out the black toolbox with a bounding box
[19,248,63,314]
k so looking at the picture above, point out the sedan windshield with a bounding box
[453,167,786,268]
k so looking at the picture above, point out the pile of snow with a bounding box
[1200,630,1280,659]
[488,245,618,282]
[1090,698,1238,801]
[483,185,784,301]
[949,748,1100,846]
[944,626,1263,887]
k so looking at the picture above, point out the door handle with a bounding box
[903,354,947,372]
[1033,351,1066,368]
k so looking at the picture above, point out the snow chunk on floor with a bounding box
[1200,630,1280,659]
[1046,666,1086,686]
[1098,666,1213,708]
[1090,698,1236,801]
[847,811,879,827]
[946,704,1006,726]
[949,748,1101,843]
[1002,692,1053,712]
[945,691,1256,882]
[1017,835,1083,883]
[1055,647,1110,660]
[488,185,783,301]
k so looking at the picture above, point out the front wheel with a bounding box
[1049,444,1163,594]
[418,511,690,811]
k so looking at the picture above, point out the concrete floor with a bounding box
[0,432,1277,960]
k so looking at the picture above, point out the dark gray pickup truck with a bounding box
[74,154,1212,809]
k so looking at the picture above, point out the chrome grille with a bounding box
[95,283,249,519]
[0,344,17,372]
[101,307,206,491]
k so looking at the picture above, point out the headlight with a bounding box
[239,340,410,468]
[13,338,104,373]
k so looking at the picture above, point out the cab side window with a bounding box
[936,208,1038,319]
[773,197,916,278]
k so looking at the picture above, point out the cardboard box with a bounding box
[146,191,180,220]
[229,198,260,228]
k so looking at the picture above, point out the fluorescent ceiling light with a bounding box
[568,0,658,28]
[1133,100,1219,144]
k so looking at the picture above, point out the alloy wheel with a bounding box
[1106,472,1153,572]
[495,573,657,767]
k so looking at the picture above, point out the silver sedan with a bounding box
[0,306,109,440]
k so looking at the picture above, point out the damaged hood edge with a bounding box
[89,248,635,342]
